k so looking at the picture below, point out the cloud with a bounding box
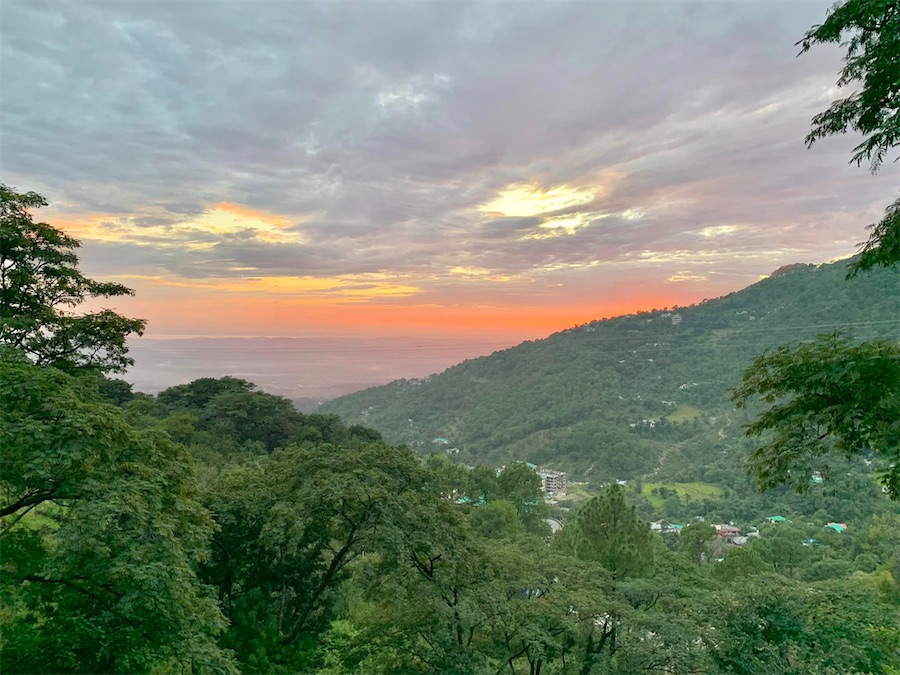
[2,0,897,337]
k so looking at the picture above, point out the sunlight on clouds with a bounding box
[668,272,708,282]
[542,214,592,232]
[479,183,596,218]
[635,248,804,264]
[450,266,491,276]
[698,225,741,238]
[56,203,303,247]
[448,266,516,282]
[181,203,302,244]
[378,85,429,110]
[521,212,612,240]
[113,273,419,302]
[534,260,601,273]
[620,208,645,220]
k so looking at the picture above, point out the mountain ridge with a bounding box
[320,257,899,480]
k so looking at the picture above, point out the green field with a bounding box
[563,482,599,502]
[641,482,724,507]
[667,405,703,423]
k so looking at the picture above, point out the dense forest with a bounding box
[321,258,898,480]
[3,0,900,670]
[2,184,899,673]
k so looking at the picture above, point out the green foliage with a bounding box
[558,485,655,578]
[727,0,900,508]
[96,376,135,405]
[734,334,899,497]
[323,259,898,486]
[849,196,900,276]
[157,376,254,410]
[0,185,145,372]
[0,350,235,673]
[151,377,378,458]
[679,522,716,564]
[640,482,724,507]
[799,0,900,172]
[3,185,898,674]
[713,546,771,581]
[198,441,435,671]
[707,578,900,674]
[468,499,525,540]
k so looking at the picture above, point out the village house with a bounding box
[715,524,741,539]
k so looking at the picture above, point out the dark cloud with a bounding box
[2,0,897,301]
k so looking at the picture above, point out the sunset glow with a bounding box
[4,0,897,347]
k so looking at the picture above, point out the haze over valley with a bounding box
[125,335,515,404]
[2,0,899,673]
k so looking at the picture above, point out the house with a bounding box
[824,522,848,533]
[539,469,568,493]
[766,516,787,524]
[715,524,741,539]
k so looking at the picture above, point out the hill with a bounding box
[320,258,899,483]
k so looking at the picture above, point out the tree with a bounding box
[713,546,771,582]
[0,350,235,673]
[800,0,899,173]
[734,335,900,497]
[679,522,716,564]
[495,461,547,532]
[199,441,436,671]
[0,185,145,372]
[800,0,899,273]
[736,0,900,498]
[557,485,655,578]
[157,376,255,410]
[468,499,525,540]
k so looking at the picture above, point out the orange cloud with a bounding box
[209,201,293,228]
[46,202,303,246]
[111,273,420,303]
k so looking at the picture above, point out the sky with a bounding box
[3,0,898,344]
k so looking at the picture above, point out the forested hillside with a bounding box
[4,184,899,674]
[322,259,899,484]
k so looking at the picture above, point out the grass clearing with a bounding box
[641,482,723,507]
[563,483,599,502]
[668,405,703,423]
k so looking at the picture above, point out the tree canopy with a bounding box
[798,0,899,274]
[0,184,144,372]
[734,0,900,499]
[800,0,900,172]
[0,189,235,672]
[734,335,900,498]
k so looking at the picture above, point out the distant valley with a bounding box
[321,258,899,479]
[124,335,515,408]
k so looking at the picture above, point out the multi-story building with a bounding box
[539,469,568,493]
